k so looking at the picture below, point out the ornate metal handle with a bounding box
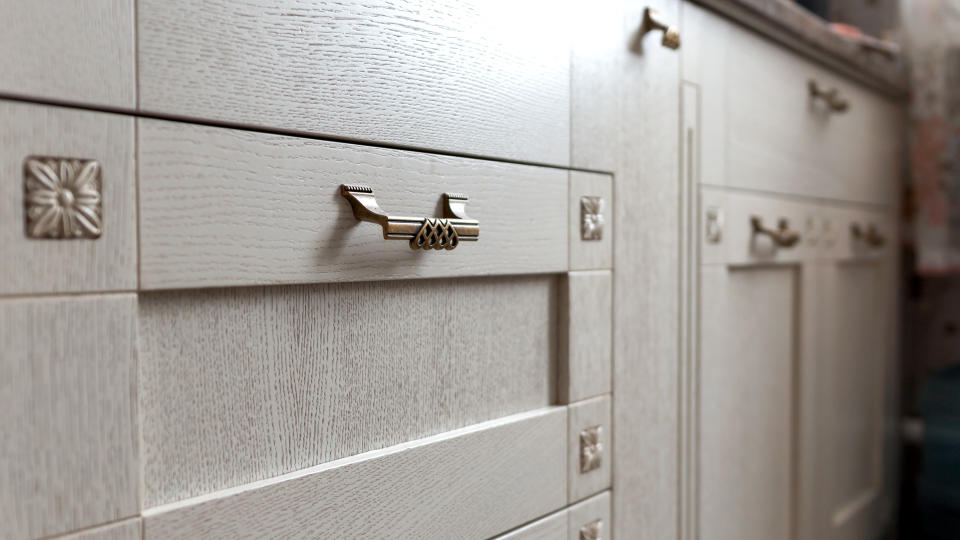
[339,184,479,251]
[640,7,681,50]
[851,223,886,248]
[808,80,849,113]
[751,216,800,248]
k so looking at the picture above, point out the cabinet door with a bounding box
[815,256,891,540]
[699,263,802,540]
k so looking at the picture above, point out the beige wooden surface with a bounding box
[699,264,798,540]
[137,0,571,166]
[569,172,614,271]
[558,271,612,404]
[567,395,612,504]
[0,101,137,296]
[681,2,901,206]
[494,510,568,540]
[0,0,135,109]
[142,407,567,539]
[53,519,141,540]
[567,490,612,540]
[139,276,556,507]
[138,119,568,290]
[0,295,139,539]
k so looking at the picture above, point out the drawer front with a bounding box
[684,3,901,205]
[143,407,567,539]
[137,0,571,166]
[138,119,568,290]
[0,0,135,108]
[0,101,137,296]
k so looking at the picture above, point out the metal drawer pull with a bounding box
[751,216,800,248]
[640,7,681,50]
[851,223,886,248]
[808,80,849,113]
[340,184,479,251]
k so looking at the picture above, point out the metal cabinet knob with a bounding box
[751,216,800,248]
[851,223,886,248]
[640,7,681,50]
[340,184,479,251]
[808,80,849,113]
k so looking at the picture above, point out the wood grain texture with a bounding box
[138,119,568,290]
[567,395,612,503]
[142,407,568,539]
[0,0,135,109]
[567,491,612,540]
[0,101,137,296]
[0,295,139,539]
[495,510,568,540]
[139,276,557,507]
[53,518,141,540]
[558,271,612,404]
[569,172,613,271]
[137,0,571,166]
[699,266,798,540]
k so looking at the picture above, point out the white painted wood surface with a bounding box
[137,0,572,166]
[53,518,141,540]
[567,491,612,540]
[494,510,568,540]
[0,1,135,109]
[699,264,798,540]
[139,276,556,507]
[0,295,139,539]
[567,395,612,503]
[558,271,612,404]
[569,172,613,271]
[138,119,568,290]
[0,101,137,296]
[142,407,567,539]
[681,2,902,206]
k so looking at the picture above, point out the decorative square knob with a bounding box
[580,196,604,241]
[580,425,603,473]
[24,156,102,239]
[580,519,603,540]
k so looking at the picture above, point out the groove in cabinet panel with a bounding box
[143,407,567,539]
[138,119,568,290]
[139,275,557,506]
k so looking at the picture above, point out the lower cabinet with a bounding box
[687,188,897,540]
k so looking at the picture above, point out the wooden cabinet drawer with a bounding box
[0,1,135,109]
[0,101,137,296]
[683,3,902,205]
[138,119,570,290]
[137,0,571,166]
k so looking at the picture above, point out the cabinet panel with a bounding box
[139,276,556,507]
[138,119,567,290]
[143,407,567,539]
[700,265,798,540]
[138,0,571,165]
[0,0,135,108]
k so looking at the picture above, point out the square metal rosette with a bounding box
[579,425,603,473]
[24,156,102,239]
[580,196,604,241]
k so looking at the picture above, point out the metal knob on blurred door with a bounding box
[640,7,681,50]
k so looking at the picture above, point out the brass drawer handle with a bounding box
[851,223,886,248]
[751,216,800,248]
[640,7,681,50]
[808,80,849,113]
[340,184,479,251]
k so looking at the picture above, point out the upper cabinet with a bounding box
[681,2,902,206]
[137,0,573,166]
